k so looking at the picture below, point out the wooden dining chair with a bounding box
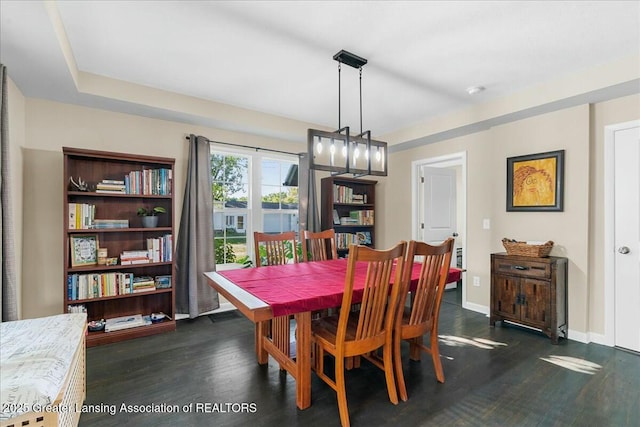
[393,238,454,402]
[253,231,298,267]
[253,231,299,366]
[311,241,406,427]
[301,229,338,262]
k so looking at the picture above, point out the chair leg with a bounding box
[335,356,351,427]
[345,355,361,370]
[409,336,423,361]
[394,333,408,402]
[430,332,445,383]
[382,343,399,405]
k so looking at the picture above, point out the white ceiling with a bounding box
[1,1,639,147]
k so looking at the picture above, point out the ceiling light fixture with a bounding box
[466,85,485,95]
[308,50,388,177]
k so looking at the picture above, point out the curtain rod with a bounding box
[186,135,304,157]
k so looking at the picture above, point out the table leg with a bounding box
[255,320,269,364]
[294,311,311,410]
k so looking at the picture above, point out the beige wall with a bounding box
[491,106,590,334]
[20,98,303,319]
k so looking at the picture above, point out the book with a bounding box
[340,217,359,225]
[96,183,126,190]
[120,250,151,264]
[356,231,372,245]
[93,219,129,229]
[120,258,150,265]
[68,203,76,229]
[155,275,172,289]
[332,209,340,225]
[95,189,126,194]
[132,286,156,293]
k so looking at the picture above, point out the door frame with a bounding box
[603,119,640,346]
[412,151,468,307]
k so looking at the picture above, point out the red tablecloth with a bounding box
[219,259,462,317]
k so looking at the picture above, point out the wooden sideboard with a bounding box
[490,253,568,344]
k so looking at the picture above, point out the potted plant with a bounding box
[137,206,166,228]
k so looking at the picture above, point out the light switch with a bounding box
[483,218,491,229]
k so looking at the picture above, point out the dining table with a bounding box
[204,258,462,410]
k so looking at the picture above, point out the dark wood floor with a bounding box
[81,287,640,426]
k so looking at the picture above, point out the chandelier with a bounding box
[307,50,388,177]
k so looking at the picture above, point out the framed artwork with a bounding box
[70,234,98,267]
[507,150,565,212]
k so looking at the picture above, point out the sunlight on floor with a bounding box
[439,335,508,350]
[539,355,602,374]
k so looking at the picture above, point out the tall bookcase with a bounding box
[63,147,176,347]
[321,176,377,256]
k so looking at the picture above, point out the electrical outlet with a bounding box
[483,218,491,229]
[473,276,480,287]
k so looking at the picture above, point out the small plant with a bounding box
[137,206,166,217]
[236,255,253,268]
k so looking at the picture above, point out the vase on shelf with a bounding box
[141,216,159,228]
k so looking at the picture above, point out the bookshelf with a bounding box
[321,176,377,256]
[63,147,176,347]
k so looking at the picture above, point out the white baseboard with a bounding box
[463,301,489,315]
[567,329,589,344]
[585,332,612,346]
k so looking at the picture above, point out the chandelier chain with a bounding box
[359,67,363,134]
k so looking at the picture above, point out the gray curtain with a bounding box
[175,134,219,318]
[0,64,17,321]
[298,153,320,232]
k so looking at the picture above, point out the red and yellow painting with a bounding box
[512,157,556,207]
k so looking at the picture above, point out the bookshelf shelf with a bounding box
[67,261,173,274]
[68,191,172,199]
[63,147,176,347]
[67,227,173,234]
[321,176,377,254]
[71,288,173,304]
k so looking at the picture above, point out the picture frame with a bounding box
[507,150,565,212]
[70,234,98,267]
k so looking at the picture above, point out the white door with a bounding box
[614,124,640,352]
[420,166,457,244]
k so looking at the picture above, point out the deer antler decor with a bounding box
[69,176,89,192]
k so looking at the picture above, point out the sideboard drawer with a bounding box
[492,258,550,279]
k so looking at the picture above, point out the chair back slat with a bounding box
[301,229,338,262]
[254,231,298,267]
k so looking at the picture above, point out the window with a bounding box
[236,215,245,232]
[261,158,299,234]
[212,153,249,265]
[211,147,298,268]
